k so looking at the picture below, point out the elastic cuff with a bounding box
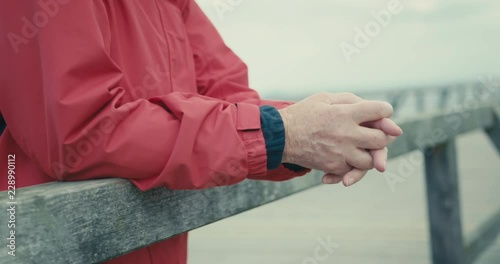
[236,103,267,177]
[260,105,285,170]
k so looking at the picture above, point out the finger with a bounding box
[345,148,374,170]
[322,174,343,184]
[322,156,353,176]
[327,161,353,176]
[350,101,393,123]
[353,127,391,149]
[371,147,388,172]
[342,169,368,187]
[362,118,403,136]
[326,92,363,104]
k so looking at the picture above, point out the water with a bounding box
[197,0,500,97]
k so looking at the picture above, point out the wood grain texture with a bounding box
[0,172,323,264]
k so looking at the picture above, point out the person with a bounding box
[0,0,402,263]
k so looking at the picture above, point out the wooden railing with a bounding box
[0,82,499,264]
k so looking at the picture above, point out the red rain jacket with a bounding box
[0,0,309,263]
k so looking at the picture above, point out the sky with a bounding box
[196,0,500,96]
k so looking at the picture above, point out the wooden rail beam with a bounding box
[0,172,323,264]
[388,105,495,159]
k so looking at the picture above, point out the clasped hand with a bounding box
[279,93,403,187]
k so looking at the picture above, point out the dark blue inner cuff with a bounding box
[283,163,307,172]
[259,105,307,172]
[260,105,286,170]
[0,115,5,136]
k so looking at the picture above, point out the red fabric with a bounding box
[0,0,310,263]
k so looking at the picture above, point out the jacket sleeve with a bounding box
[182,1,310,180]
[0,0,269,191]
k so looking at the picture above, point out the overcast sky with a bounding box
[196,0,500,96]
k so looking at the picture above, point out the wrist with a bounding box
[278,108,293,164]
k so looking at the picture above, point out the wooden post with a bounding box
[388,91,405,117]
[485,107,500,153]
[424,140,465,264]
[415,90,425,113]
[438,89,449,110]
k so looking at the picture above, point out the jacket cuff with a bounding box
[283,163,308,172]
[259,105,286,170]
[236,103,267,177]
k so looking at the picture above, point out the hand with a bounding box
[322,118,403,186]
[279,93,399,176]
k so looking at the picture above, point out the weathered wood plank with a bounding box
[0,172,323,264]
[465,209,500,264]
[424,140,465,264]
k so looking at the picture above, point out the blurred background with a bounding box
[197,0,500,96]
[189,0,500,263]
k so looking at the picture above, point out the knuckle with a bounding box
[377,142,388,151]
[356,133,371,145]
[360,164,373,171]
[367,157,375,169]
[358,156,374,170]
[326,158,349,174]
[336,164,351,175]
[374,131,387,142]
[367,133,386,149]
[341,92,358,100]
[315,92,330,101]
[334,105,350,118]
[325,161,338,172]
